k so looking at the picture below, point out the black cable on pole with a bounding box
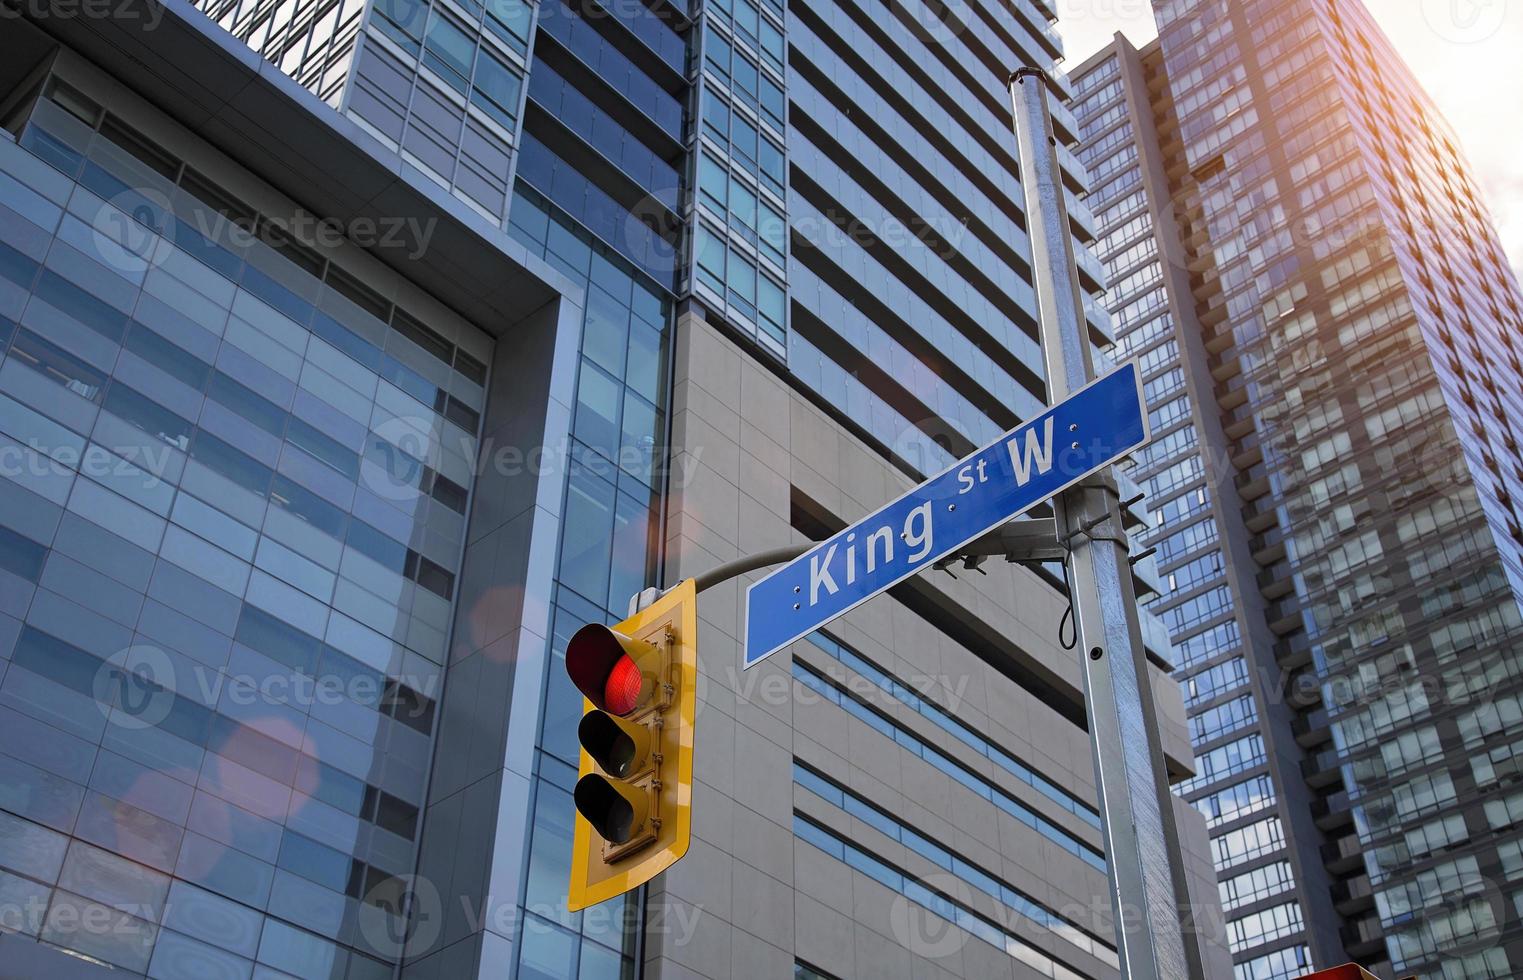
[1058,550,1078,651]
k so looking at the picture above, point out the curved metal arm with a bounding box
[627,545,813,616]
[691,545,811,593]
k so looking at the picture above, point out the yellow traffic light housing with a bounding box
[566,579,697,911]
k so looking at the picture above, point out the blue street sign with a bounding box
[743,361,1151,668]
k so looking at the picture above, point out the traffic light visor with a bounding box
[578,711,652,778]
[566,625,654,715]
[574,773,648,844]
[565,579,696,912]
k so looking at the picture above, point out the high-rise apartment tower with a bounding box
[1070,3,1523,978]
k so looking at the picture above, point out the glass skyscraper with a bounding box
[0,0,1234,978]
[1070,33,1348,980]
[1072,2,1523,978]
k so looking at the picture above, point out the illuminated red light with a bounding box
[604,657,644,716]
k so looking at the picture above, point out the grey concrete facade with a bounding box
[644,312,1233,979]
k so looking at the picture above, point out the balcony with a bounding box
[1131,546,1167,600]
[1301,748,1343,791]
[1339,916,1388,960]
[1242,498,1279,533]
[1238,473,1272,502]
[1216,379,1249,412]
[1312,789,1354,832]
[1232,442,1263,471]
[1224,416,1255,440]
[1292,707,1331,748]
[1211,356,1242,384]
[1205,326,1236,355]
[1257,561,1295,601]
[1333,874,1375,917]
[1115,467,1150,530]
[1251,528,1287,565]
[1320,833,1366,875]
[1267,594,1304,635]
[1275,633,1313,670]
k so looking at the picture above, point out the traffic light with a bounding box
[565,578,697,912]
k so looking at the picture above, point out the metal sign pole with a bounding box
[1008,67,1199,979]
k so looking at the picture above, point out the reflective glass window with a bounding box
[472,51,522,130]
[423,11,475,93]
[10,328,108,401]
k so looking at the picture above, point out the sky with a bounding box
[1054,0,1523,278]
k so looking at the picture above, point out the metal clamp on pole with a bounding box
[1009,66,1202,980]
